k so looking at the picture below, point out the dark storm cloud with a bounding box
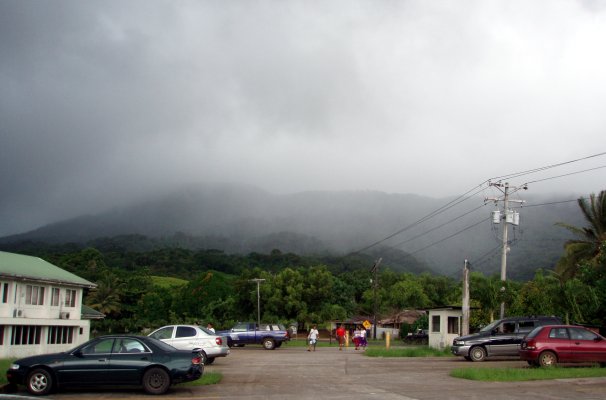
[1,0,606,236]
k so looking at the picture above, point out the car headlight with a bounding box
[9,364,20,370]
[453,340,464,346]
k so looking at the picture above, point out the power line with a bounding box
[350,151,605,256]
[408,217,491,256]
[391,204,487,248]
[488,151,606,183]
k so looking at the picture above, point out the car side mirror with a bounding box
[73,350,83,358]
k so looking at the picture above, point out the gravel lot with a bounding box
[14,344,606,400]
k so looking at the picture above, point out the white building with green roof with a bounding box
[0,251,101,358]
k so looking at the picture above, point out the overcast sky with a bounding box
[1,0,605,237]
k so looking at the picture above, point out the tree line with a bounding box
[7,190,606,335]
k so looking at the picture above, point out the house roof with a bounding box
[379,309,426,325]
[81,304,105,320]
[0,251,96,288]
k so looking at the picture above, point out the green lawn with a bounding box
[450,366,606,381]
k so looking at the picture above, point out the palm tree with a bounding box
[556,190,606,280]
[85,274,124,317]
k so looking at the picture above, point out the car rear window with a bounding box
[525,326,543,338]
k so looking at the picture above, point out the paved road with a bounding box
[13,345,606,399]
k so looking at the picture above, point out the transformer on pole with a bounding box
[485,182,527,319]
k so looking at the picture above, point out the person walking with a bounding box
[359,327,368,350]
[308,324,319,351]
[336,324,346,351]
[353,326,362,350]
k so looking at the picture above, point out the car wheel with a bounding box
[142,367,171,395]
[26,368,53,396]
[538,351,558,367]
[469,346,487,362]
[200,351,208,365]
[263,338,276,350]
[206,357,215,365]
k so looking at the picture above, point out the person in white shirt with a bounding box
[307,324,319,352]
[206,323,215,333]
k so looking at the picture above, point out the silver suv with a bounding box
[149,325,230,364]
[451,316,563,361]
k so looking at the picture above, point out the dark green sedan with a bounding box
[6,335,204,396]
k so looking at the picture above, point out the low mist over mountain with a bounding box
[0,183,585,280]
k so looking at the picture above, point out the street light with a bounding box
[249,278,265,327]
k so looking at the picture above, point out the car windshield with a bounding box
[479,319,503,333]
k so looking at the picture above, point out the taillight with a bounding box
[191,355,202,365]
[522,340,536,350]
[215,337,223,346]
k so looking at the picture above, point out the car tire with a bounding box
[206,357,215,365]
[263,338,276,350]
[538,351,558,367]
[142,367,171,395]
[469,346,487,362]
[199,351,208,365]
[26,368,53,396]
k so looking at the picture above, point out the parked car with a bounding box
[6,335,203,396]
[148,325,230,364]
[520,325,606,367]
[451,315,563,361]
[403,329,428,345]
[217,322,290,349]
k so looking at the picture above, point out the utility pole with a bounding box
[486,182,526,320]
[249,278,266,328]
[370,258,382,340]
[462,259,470,336]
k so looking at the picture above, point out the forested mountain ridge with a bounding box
[0,183,586,280]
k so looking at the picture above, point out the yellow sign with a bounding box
[363,320,372,329]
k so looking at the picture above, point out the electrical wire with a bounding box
[408,217,491,256]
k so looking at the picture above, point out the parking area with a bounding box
[17,344,606,400]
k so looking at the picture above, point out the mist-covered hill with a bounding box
[0,183,586,280]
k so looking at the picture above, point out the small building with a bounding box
[427,306,463,350]
[0,251,99,358]
[378,309,426,339]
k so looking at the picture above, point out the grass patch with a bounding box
[365,346,452,357]
[0,359,16,385]
[183,371,222,386]
[450,366,606,381]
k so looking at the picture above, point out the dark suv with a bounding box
[451,315,563,361]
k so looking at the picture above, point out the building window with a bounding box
[2,283,8,303]
[447,316,459,334]
[48,326,74,345]
[51,288,61,307]
[25,285,45,306]
[11,325,41,345]
[64,289,77,308]
[0,325,4,345]
[431,315,441,333]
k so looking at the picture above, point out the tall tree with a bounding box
[556,190,606,280]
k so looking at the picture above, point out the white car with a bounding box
[149,325,230,364]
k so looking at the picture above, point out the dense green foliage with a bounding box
[1,191,604,334]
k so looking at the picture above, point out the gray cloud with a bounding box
[1,0,605,236]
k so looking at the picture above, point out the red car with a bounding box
[520,325,606,367]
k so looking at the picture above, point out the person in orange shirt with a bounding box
[336,324,346,351]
